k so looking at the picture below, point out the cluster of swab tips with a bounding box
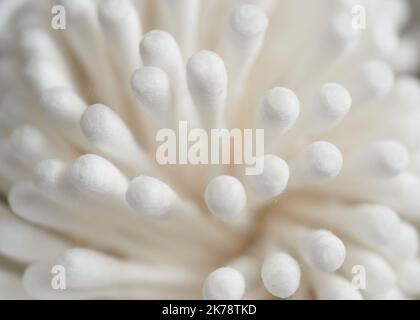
[0,0,420,300]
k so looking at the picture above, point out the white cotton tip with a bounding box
[70,154,128,204]
[349,60,394,104]
[9,125,62,168]
[81,104,123,144]
[301,230,346,272]
[313,273,363,300]
[357,141,410,179]
[327,13,359,51]
[247,155,289,198]
[349,205,400,247]
[395,259,420,296]
[53,248,124,289]
[342,247,396,296]
[261,252,301,298]
[23,58,72,93]
[380,221,419,260]
[126,176,177,218]
[131,66,172,120]
[363,60,395,96]
[40,87,87,133]
[186,50,227,114]
[0,217,68,263]
[291,141,343,186]
[203,267,245,300]
[80,103,143,165]
[140,30,183,75]
[310,83,351,131]
[392,76,420,115]
[228,4,268,45]
[33,159,83,206]
[257,87,300,134]
[204,175,247,219]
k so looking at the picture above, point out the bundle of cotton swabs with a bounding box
[0,0,420,300]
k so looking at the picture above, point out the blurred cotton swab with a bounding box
[224,4,268,104]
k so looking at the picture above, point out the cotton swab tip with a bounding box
[139,30,181,68]
[247,155,289,198]
[70,154,128,203]
[261,252,301,298]
[203,267,245,300]
[361,60,394,97]
[312,83,351,127]
[39,87,86,130]
[301,230,346,272]
[131,66,172,118]
[229,5,268,39]
[126,176,177,218]
[205,175,246,219]
[187,50,227,112]
[292,141,343,185]
[258,87,300,134]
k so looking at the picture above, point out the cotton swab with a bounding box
[203,267,246,300]
[342,140,410,179]
[9,125,75,169]
[139,30,195,124]
[377,221,419,261]
[39,87,88,148]
[256,87,300,140]
[126,175,178,219]
[140,30,184,79]
[0,216,69,263]
[284,202,400,249]
[22,261,199,299]
[340,246,396,297]
[326,173,420,222]
[56,0,125,112]
[246,154,289,199]
[23,58,74,94]
[69,154,128,206]
[8,181,107,243]
[156,0,200,58]
[260,252,301,298]
[269,219,346,272]
[289,141,343,187]
[308,270,363,300]
[33,159,86,207]
[342,60,394,106]
[187,50,228,130]
[393,259,420,296]
[224,4,268,102]
[300,83,352,134]
[125,175,239,250]
[204,175,247,220]
[52,248,200,289]
[131,66,173,127]
[18,28,68,73]
[390,76,420,115]
[287,12,359,88]
[0,139,30,184]
[98,0,142,81]
[80,103,154,172]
